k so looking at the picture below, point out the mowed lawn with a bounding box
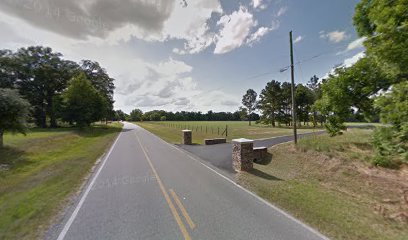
[237,129,408,240]
[135,121,321,144]
[0,123,122,240]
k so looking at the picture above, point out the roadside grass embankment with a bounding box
[237,129,408,240]
[135,121,321,144]
[0,123,122,240]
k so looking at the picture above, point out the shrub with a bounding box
[325,115,346,136]
[371,126,407,168]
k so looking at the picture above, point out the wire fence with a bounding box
[155,122,229,137]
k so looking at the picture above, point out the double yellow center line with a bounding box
[136,135,195,240]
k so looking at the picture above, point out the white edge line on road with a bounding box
[131,122,330,240]
[56,130,123,240]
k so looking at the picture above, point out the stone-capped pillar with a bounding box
[232,138,254,172]
[182,130,192,145]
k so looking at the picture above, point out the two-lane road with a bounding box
[53,122,328,240]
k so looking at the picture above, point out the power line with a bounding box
[243,24,406,81]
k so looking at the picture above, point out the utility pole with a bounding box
[289,31,298,144]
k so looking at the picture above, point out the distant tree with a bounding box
[0,89,31,147]
[129,109,143,121]
[115,110,128,121]
[0,50,18,88]
[61,73,107,127]
[160,116,167,121]
[242,89,258,125]
[149,113,161,121]
[259,80,281,127]
[238,107,248,121]
[295,84,315,125]
[307,75,322,126]
[280,82,292,125]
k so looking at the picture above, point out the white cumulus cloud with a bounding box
[275,6,287,17]
[321,51,366,79]
[214,6,257,54]
[346,37,366,51]
[320,30,348,43]
[246,27,271,45]
[251,0,263,9]
[294,35,303,43]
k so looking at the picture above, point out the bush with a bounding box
[371,126,407,168]
[372,155,395,168]
[325,116,346,136]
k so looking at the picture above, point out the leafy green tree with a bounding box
[0,50,18,88]
[115,110,129,121]
[149,113,161,121]
[129,109,143,121]
[371,81,408,166]
[81,60,115,121]
[61,73,107,127]
[307,75,323,126]
[242,89,258,125]
[14,46,79,127]
[354,0,408,80]
[316,57,390,135]
[238,107,248,121]
[375,81,408,128]
[160,116,167,121]
[259,81,281,127]
[0,88,31,147]
[280,82,292,125]
[373,82,408,167]
[295,84,315,125]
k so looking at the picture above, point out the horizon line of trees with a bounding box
[114,109,261,122]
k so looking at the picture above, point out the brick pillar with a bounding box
[232,138,254,172]
[182,130,192,145]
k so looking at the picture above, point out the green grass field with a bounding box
[0,123,122,240]
[135,121,322,144]
[238,129,408,240]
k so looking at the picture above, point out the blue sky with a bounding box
[0,0,365,113]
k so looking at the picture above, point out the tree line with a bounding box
[113,109,260,122]
[241,76,328,127]
[0,46,115,146]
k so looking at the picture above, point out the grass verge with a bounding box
[135,121,320,144]
[237,129,408,240]
[0,123,122,240]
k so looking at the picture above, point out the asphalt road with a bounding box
[52,122,328,240]
[179,131,325,177]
